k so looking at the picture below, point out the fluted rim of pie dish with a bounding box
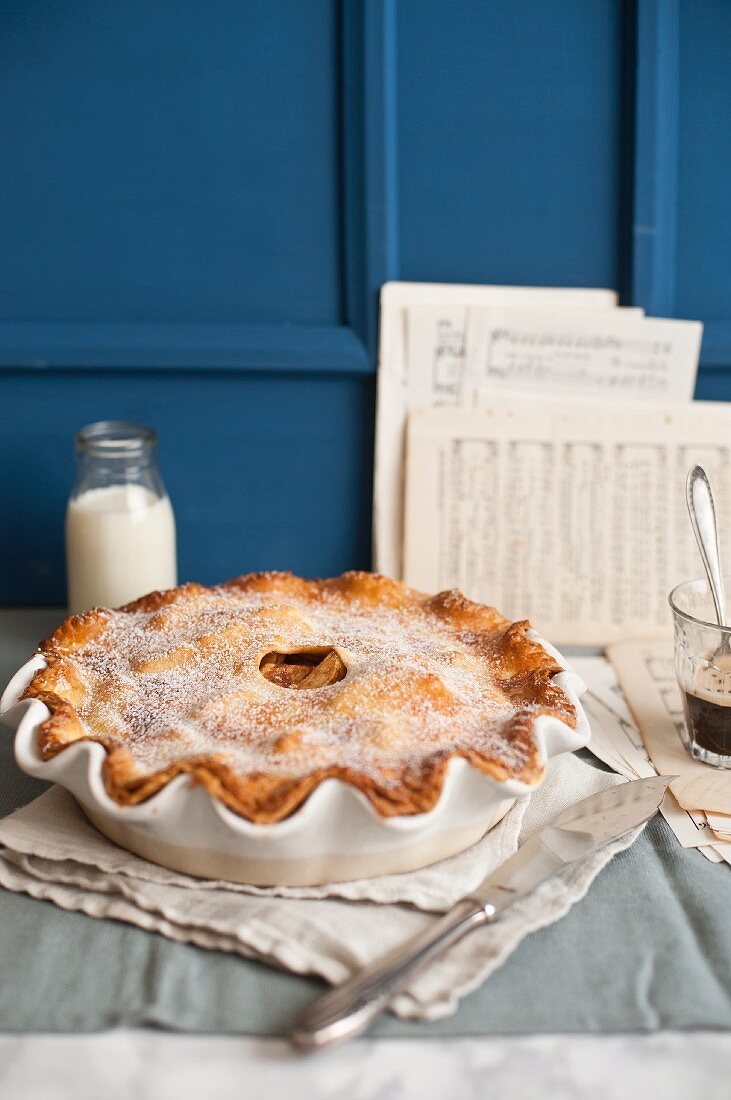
[1,634,589,837]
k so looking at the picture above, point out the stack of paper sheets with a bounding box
[606,640,731,861]
[374,281,703,603]
[373,282,731,865]
[576,653,730,865]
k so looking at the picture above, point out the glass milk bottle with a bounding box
[65,421,177,613]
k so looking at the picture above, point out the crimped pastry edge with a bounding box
[9,573,585,825]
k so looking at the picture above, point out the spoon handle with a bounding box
[686,465,728,628]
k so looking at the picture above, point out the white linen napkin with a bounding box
[0,754,640,1020]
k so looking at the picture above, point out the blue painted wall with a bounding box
[676,0,731,321]
[396,0,624,288]
[0,370,374,601]
[1,0,342,324]
[1,0,730,604]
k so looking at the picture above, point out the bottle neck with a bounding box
[71,421,167,501]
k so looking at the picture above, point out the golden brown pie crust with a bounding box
[22,571,577,823]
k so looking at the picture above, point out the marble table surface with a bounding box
[1,1031,729,1099]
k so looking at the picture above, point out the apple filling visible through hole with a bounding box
[259,648,347,689]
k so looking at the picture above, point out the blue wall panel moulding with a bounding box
[631,0,731,374]
[341,0,400,359]
[0,324,371,374]
[675,1,731,332]
[631,0,679,317]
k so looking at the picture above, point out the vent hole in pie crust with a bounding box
[258,647,347,690]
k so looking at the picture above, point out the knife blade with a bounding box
[291,774,675,1052]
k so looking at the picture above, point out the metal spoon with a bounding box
[685,465,731,660]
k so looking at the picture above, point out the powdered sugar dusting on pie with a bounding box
[23,572,577,822]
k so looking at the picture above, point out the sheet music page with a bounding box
[607,639,731,817]
[403,394,731,646]
[405,305,471,407]
[374,283,620,579]
[403,304,646,408]
[465,309,700,402]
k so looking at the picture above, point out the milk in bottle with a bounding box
[65,421,177,613]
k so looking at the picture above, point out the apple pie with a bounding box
[22,571,577,822]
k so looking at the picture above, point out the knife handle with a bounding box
[290,896,495,1052]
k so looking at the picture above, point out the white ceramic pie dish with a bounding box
[1,634,589,886]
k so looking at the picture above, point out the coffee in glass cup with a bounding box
[670,577,731,768]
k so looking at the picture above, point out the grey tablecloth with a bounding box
[0,610,729,1035]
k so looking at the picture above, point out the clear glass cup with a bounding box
[65,421,177,613]
[669,576,731,769]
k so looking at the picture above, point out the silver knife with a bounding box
[291,774,674,1052]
